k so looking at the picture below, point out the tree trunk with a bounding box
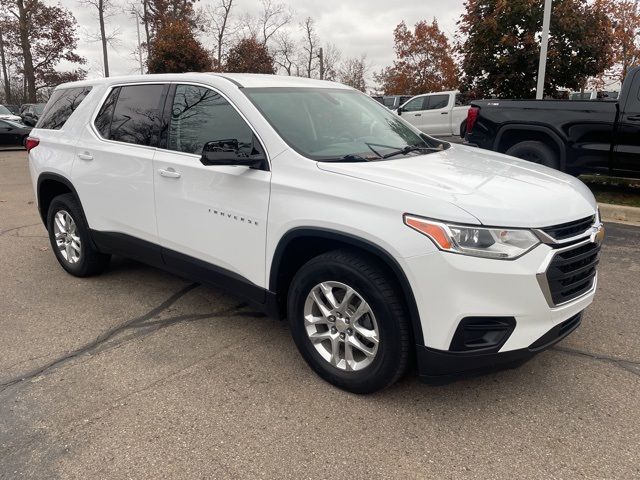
[16,0,36,102]
[142,0,151,48]
[99,0,109,77]
[0,28,11,103]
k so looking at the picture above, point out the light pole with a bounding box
[536,0,552,99]
[132,11,144,75]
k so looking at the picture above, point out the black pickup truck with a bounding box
[465,66,640,177]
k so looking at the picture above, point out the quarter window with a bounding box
[167,84,254,155]
[37,87,92,130]
[95,84,165,146]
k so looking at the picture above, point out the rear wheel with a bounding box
[46,193,110,277]
[505,140,560,170]
[287,249,410,394]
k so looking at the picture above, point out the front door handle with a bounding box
[440,112,449,115]
[414,113,422,117]
[77,152,93,161]
[158,168,181,179]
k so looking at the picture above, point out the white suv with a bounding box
[27,73,604,393]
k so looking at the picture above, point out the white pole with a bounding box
[536,0,552,99]
[133,12,144,75]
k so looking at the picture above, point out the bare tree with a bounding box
[339,54,369,92]
[301,16,318,78]
[0,18,11,101]
[273,30,297,75]
[240,0,292,47]
[204,0,236,65]
[320,43,341,81]
[79,0,118,77]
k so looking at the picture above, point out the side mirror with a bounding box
[397,107,404,115]
[200,137,266,169]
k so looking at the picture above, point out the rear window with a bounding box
[93,84,166,146]
[37,87,92,130]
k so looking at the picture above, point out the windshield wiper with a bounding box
[323,154,370,163]
[382,145,443,159]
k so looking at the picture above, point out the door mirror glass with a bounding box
[201,136,266,169]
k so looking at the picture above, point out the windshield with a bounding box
[244,87,446,161]
[0,105,12,115]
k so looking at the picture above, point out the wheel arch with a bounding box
[494,125,567,170]
[37,173,87,227]
[269,227,425,347]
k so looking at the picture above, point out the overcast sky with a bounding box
[59,0,466,81]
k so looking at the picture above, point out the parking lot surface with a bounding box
[1,150,639,479]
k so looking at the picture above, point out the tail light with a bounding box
[466,106,480,135]
[25,137,39,153]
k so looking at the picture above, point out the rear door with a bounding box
[153,83,271,290]
[613,68,640,175]
[72,83,168,244]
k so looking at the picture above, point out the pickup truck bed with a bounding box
[465,66,640,177]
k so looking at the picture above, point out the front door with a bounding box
[614,68,640,175]
[399,96,428,131]
[153,84,271,290]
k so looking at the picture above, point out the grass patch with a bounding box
[579,175,640,208]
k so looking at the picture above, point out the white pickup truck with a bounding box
[396,90,469,138]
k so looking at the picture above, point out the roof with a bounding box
[54,72,352,91]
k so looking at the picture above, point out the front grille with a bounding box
[541,215,595,241]
[545,242,600,305]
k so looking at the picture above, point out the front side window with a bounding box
[245,87,445,161]
[0,105,11,115]
[402,97,425,112]
[37,87,92,130]
[426,95,449,110]
[96,84,165,146]
[167,84,253,155]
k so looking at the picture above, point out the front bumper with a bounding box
[402,236,598,380]
[417,312,582,384]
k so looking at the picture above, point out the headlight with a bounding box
[404,214,540,259]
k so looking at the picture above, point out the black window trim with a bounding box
[156,81,271,170]
[90,80,270,170]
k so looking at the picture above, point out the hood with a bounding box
[0,114,23,122]
[317,144,597,228]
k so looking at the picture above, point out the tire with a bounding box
[46,193,110,277]
[505,140,560,170]
[460,120,467,138]
[287,249,410,394]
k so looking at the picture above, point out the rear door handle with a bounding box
[77,152,93,161]
[158,168,181,179]
[440,112,449,115]
[414,113,422,117]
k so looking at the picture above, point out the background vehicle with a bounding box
[568,90,619,100]
[465,66,640,177]
[3,104,20,114]
[0,104,23,122]
[0,119,31,146]
[20,103,45,126]
[382,95,412,110]
[397,91,470,137]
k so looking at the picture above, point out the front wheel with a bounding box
[287,249,410,394]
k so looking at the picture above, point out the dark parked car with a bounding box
[0,119,31,146]
[382,95,413,110]
[465,66,640,177]
[20,103,45,126]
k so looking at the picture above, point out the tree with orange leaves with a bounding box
[375,20,458,95]
[597,0,640,84]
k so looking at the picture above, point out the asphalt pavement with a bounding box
[1,150,639,479]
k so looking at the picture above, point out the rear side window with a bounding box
[94,84,166,146]
[167,84,253,155]
[37,87,92,130]
[426,94,449,110]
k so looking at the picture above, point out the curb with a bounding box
[599,202,640,226]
